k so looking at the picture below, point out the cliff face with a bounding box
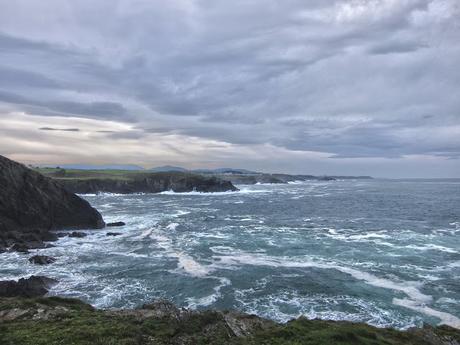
[0,155,105,252]
[55,172,238,194]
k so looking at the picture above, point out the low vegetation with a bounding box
[0,297,458,345]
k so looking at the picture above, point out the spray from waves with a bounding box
[78,192,146,197]
[210,252,460,328]
[159,188,271,196]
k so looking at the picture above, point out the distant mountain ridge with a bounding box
[39,164,145,171]
[149,165,188,172]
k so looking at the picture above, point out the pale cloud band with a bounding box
[0,0,459,177]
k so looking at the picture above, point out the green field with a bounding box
[34,167,145,180]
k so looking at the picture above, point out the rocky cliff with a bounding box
[0,155,105,252]
[54,172,238,194]
[0,295,458,345]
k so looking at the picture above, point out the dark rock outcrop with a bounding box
[0,155,105,252]
[68,232,87,238]
[55,172,238,194]
[106,221,125,227]
[29,255,56,265]
[0,276,57,297]
[106,232,121,236]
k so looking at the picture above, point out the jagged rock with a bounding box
[9,243,30,253]
[106,232,122,236]
[0,276,57,297]
[55,172,239,194]
[29,255,56,265]
[0,155,105,252]
[68,232,87,238]
[107,221,126,227]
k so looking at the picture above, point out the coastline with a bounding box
[1,295,459,345]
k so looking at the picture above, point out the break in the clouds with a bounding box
[0,0,459,177]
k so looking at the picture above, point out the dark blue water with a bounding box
[1,179,459,329]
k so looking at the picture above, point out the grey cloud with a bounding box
[0,90,129,120]
[369,41,429,55]
[0,0,459,175]
[39,127,80,132]
[0,66,60,88]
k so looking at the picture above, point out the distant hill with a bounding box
[193,168,258,174]
[39,164,145,171]
[148,166,258,174]
[149,165,188,172]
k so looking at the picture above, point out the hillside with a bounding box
[36,168,238,194]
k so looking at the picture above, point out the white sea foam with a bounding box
[404,244,458,254]
[166,222,179,230]
[159,188,270,195]
[234,289,420,328]
[393,298,460,328]
[176,253,211,277]
[211,252,460,326]
[437,297,458,304]
[159,190,239,195]
[186,277,231,308]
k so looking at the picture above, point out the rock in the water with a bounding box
[0,276,57,297]
[0,155,105,252]
[107,221,126,227]
[106,232,122,236]
[9,243,31,253]
[68,232,87,238]
[29,255,56,265]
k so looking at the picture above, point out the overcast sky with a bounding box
[0,0,459,177]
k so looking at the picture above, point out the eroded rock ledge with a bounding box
[53,172,239,194]
[0,295,458,345]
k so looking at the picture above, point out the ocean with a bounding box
[1,179,459,329]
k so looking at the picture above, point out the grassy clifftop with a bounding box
[1,297,458,345]
[34,168,238,194]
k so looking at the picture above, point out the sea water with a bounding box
[1,179,459,329]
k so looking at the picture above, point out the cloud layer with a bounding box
[0,0,459,177]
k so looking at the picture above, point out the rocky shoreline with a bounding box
[0,155,105,253]
[0,286,458,345]
[56,172,238,194]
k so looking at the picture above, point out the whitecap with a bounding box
[166,222,179,230]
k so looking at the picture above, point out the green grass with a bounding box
[34,167,143,180]
[34,167,217,182]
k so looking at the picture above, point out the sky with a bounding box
[0,0,459,177]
